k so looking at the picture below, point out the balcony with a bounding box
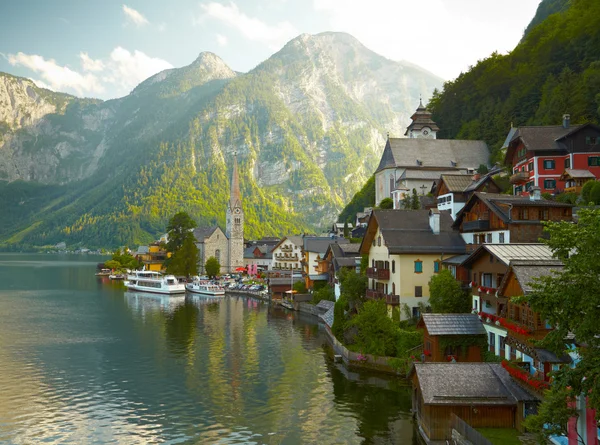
[463,219,490,231]
[366,268,390,280]
[565,185,583,194]
[510,171,530,184]
[365,289,399,305]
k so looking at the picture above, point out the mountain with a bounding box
[0,32,442,249]
[427,0,600,163]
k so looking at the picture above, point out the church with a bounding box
[193,155,245,275]
[374,101,490,208]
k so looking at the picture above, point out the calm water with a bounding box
[0,254,415,445]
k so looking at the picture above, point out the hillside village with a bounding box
[118,101,600,445]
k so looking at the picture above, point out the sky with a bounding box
[0,0,542,100]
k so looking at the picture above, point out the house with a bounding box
[505,117,600,195]
[319,242,362,299]
[411,363,539,443]
[375,102,489,206]
[330,222,353,237]
[355,207,373,228]
[431,172,502,219]
[135,242,168,271]
[495,260,570,380]
[302,237,349,290]
[268,273,304,300]
[417,314,487,362]
[271,236,303,272]
[453,189,573,250]
[558,168,596,195]
[359,209,466,320]
[243,244,274,271]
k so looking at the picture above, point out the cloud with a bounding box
[8,48,172,99]
[216,33,228,47]
[8,52,104,96]
[199,2,297,49]
[79,52,105,72]
[30,78,51,90]
[122,4,149,26]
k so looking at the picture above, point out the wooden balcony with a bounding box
[510,171,530,184]
[565,186,583,194]
[365,289,399,305]
[366,268,390,280]
[463,219,490,231]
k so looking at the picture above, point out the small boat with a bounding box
[124,270,185,295]
[186,280,225,297]
[109,273,125,280]
[280,299,294,310]
[95,268,111,276]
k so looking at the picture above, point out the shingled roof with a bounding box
[461,244,556,268]
[412,363,538,405]
[376,138,489,173]
[420,313,486,336]
[497,259,563,295]
[304,237,349,254]
[193,226,222,243]
[360,209,466,255]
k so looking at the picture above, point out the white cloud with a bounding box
[199,2,297,49]
[30,78,51,90]
[8,52,104,96]
[313,0,541,80]
[8,48,172,99]
[122,4,149,26]
[79,52,105,72]
[216,33,228,47]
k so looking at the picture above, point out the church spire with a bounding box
[230,152,241,209]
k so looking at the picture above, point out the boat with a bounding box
[124,270,185,295]
[280,299,294,310]
[95,268,111,276]
[186,280,225,297]
[109,273,125,280]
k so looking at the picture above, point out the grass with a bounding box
[476,428,522,445]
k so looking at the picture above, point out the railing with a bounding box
[463,219,490,231]
[386,294,399,305]
[366,289,383,299]
[366,268,390,280]
[509,171,530,184]
[450,414,494,445]
[565,185,583,194]
[365,290,399,305]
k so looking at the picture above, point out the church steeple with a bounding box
[404,99,439,139]
[226,152,244,273]
[229,152,241,210]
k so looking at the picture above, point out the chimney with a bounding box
[530,186,542,201]
[429,209,440,234]
[563,114,570,129]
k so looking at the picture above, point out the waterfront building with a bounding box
[271,236,303,272]
[302,237,349,290]
[135,242,168,271]
[318,242,361,300]
[359,209,465,320]
[243,244,274,271]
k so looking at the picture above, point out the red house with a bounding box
[505,116,600,195]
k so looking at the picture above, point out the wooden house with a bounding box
[558,169,596,194]
[410,363,539,443]
[417,314,486,362]
[432,172,502,219]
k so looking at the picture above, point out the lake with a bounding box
[0,254,416,444]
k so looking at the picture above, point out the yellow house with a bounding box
[359,209,466,320]
[136,242,169,271]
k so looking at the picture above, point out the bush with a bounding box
[428,270,470,313]
[312,284,335,304]
[581,180,596,204]
[347,300,399,356]
[331,296,347,341]
[293,280,307,293]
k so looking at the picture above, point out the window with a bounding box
[519,208,529,220]
[517,147,527,158]
[433,261,440,273]
[392,260,395,273]
[489,332,496,350]
[515,185,523,194]
[521,166,526,172]
[544,179,556,189]
[482,273,493,288]
[589,156,600,167]
[499,233,505,243]
[372,238,376,247]
[412,307,421,319]
[526,181,534,191]
[489,254,494,263]
[543,159,555,169]
[215,249,220,263]
[486,233,492,243]
[528,162,534,172]
[540,209,549,220]
[564,158,571,169]
[586,136,598,145]
[415,286,423,297]
[389,176,394,195]
[474,299,478,311]
[377,236,381,247]
[414,260,423,273]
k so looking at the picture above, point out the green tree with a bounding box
[312,284,335,304]
[526,209,600,418]
[428,270,471,313]
[339,268,367,309]
[343,221,350,238]
[379,197,393,209]
[588,181,600,205]
[205,256,220,278]
[104,259,121,270]
[411,188,420,209]
[476,164,489,174]
[167,236,199,277]
[166,212,197,253]
[110,248,139,270]
[580,180,596,204]
[401,193,412,209]
[347,300,398,356]
[293,279,308,293]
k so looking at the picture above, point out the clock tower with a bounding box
[404,98,439,139]
[226,153,244,273]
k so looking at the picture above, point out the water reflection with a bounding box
[0,254,415,444]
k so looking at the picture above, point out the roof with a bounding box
[498,260,563,295]
[320,305,334,328]
[376,138,490,173]
[535,348,571,364]
[360,209,466,255]
[412,363,538,405]
[136,245,149,255]
[316,300,335,311]
[273,235,303,251]
[303,237,349,254]
[420,313,487,336]
[399,169,461,181]
[510,125,581,152]
[441,253,471,265]
[438,174,476,192]
[454,192,574,226]
[193,226,221,242]
[461,244,556,267]
[560,168,596,179]
[243,245,274,259]
[308,273,329,280]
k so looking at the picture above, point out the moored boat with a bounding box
[124,270,185,295]
[95,268,111,276]
[186,281,225,297]
[109,273,125,280]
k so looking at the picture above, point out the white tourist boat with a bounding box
[124,270,185,295]
[186,280,225,297]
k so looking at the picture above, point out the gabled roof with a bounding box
[560,168,596,180]
[272,235,303,251]
[359,209,466,255]
[420,313,486,336]
[412,363,538,405]
[193,226,222,243]
[376,138,490,173]
[304,237,349,254]
[320,305,334,328]
[453,192,574,227]
[461,244,556,268]
[497,259,563,295]
[399,169,461,181]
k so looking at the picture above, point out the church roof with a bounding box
[376,138,489,173]
[404,100,440,135]
[193,226,224,243]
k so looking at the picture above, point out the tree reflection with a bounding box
[164,300,199,355]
